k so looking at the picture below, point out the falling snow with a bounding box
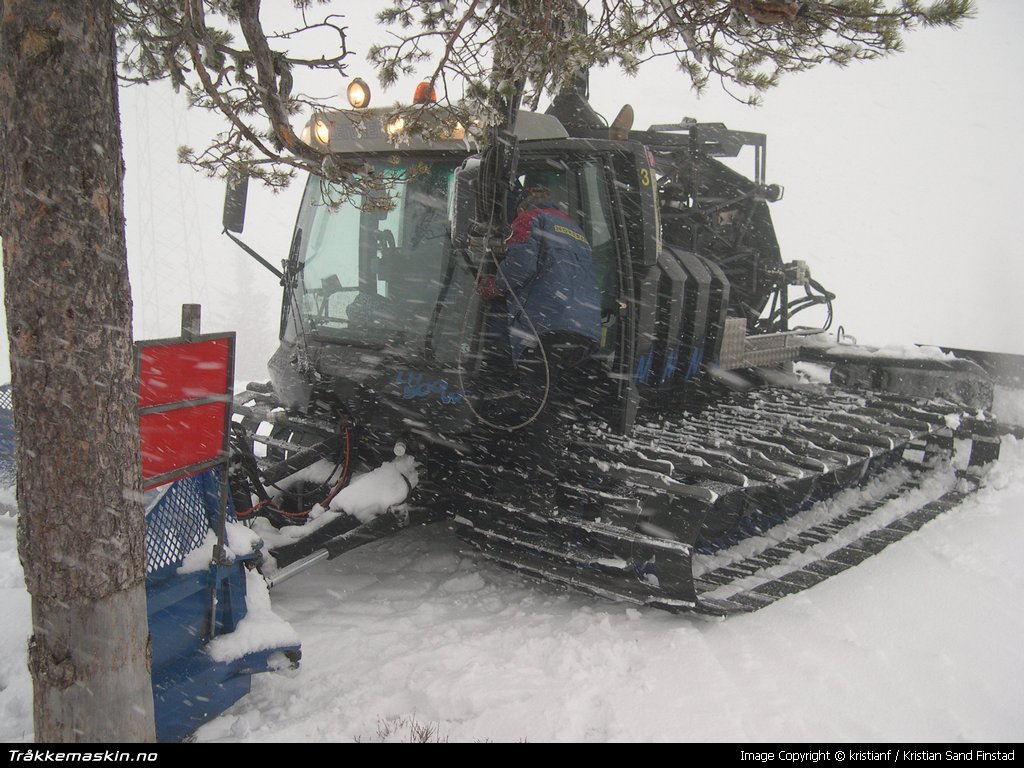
[0,1,1021,746]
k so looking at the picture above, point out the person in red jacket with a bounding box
[477,185,601,426]
[479,185,600,361]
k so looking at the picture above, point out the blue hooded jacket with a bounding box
[496,201,601,361]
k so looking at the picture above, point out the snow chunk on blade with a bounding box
[328,456,418,523]
[206,568,300,664]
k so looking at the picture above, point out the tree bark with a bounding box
[0,1,155,742]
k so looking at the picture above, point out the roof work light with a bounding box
[347,78,371,109]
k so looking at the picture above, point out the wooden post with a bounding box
[181,303,202,340]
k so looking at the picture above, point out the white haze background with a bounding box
[0,0,1022,743]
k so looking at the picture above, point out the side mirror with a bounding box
[222,172,249,233]
[220,173,283,280]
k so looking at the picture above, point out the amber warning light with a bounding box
[413,81,437,104]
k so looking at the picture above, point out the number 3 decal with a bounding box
[639,167,651,186]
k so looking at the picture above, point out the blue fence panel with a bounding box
[0,386,299,742]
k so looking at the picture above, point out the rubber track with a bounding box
[693,479,976,616]
[454,382,987,616]
[466,473,978,617]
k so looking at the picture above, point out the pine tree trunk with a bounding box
[0,2,155,742]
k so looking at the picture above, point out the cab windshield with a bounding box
[289,160,458,350]
[285,152,620,365]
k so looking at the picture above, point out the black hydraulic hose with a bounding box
[767,277,835,332]
[455,227,552,433]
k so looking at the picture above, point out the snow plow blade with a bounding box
[934,346,1024,389]
[450,381,1011,617]
[800,342,1024,408]
[799,345,996,410]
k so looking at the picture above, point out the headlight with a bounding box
[313,118,330,145]
[386,115,406,137]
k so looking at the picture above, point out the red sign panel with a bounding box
[137,333,235,490]
[140,401,227,484]
[139,338,232,408]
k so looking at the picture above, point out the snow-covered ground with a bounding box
[1,429,1022,743]
[197,437,1024,743]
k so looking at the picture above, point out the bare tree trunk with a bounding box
[0,1,155,742]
